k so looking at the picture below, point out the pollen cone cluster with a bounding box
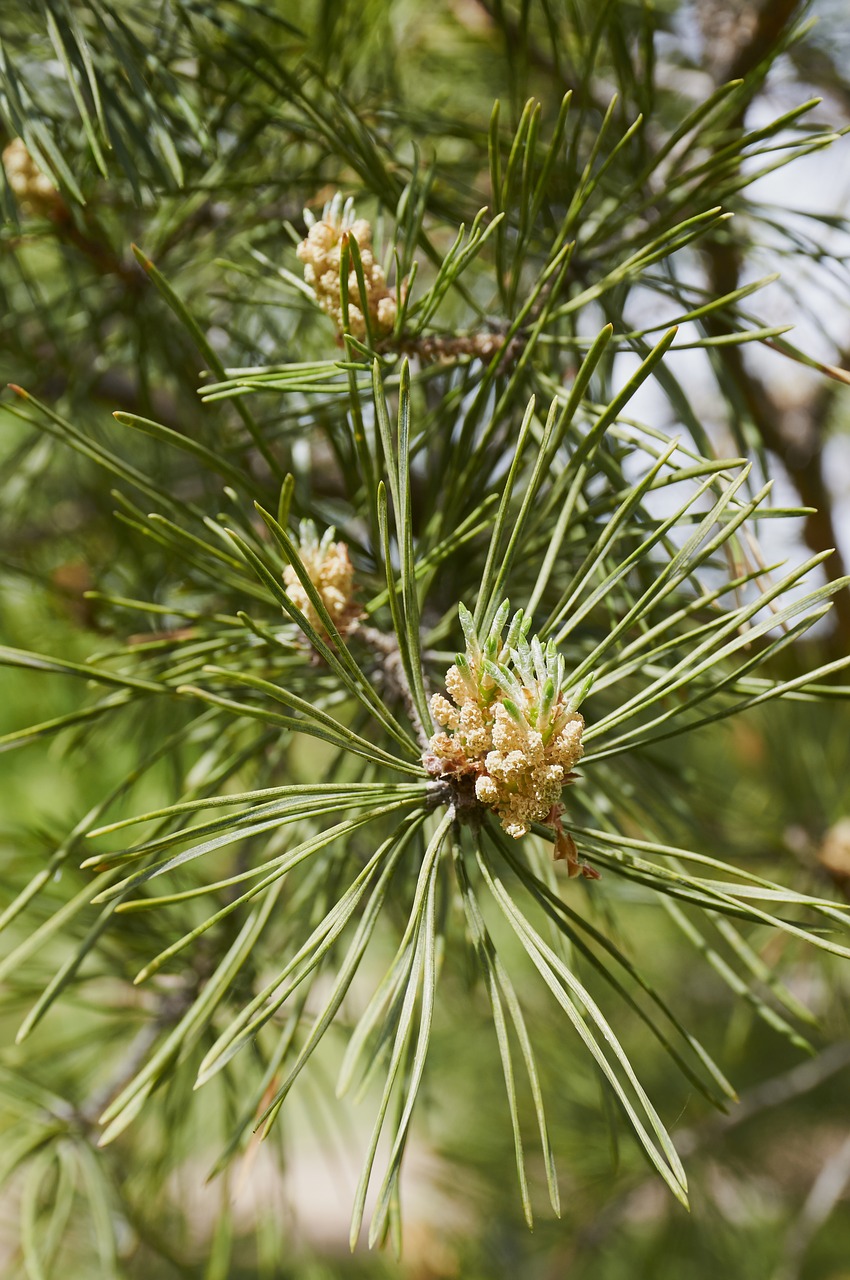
[283,520,360,637]
[2,138,62,217]
[297,194,397,341]
[426,602,586,838]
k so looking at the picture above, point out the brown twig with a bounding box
[772,1129,850,1280]
[79,984,196,1129]
[699,0,850,654]
[557,1041,850,1271]
[355,621,431,750]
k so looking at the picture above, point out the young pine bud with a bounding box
[425,602,585,839]
[296,195,397,342]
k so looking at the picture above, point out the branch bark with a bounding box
[702,0,850,655]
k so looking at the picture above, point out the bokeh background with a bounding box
[2,1,850,1276]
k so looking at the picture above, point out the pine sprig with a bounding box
[3,2,850,1271]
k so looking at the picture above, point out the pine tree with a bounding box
[2,2,850,1275]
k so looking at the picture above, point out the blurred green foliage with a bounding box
[2,1,850,1277]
